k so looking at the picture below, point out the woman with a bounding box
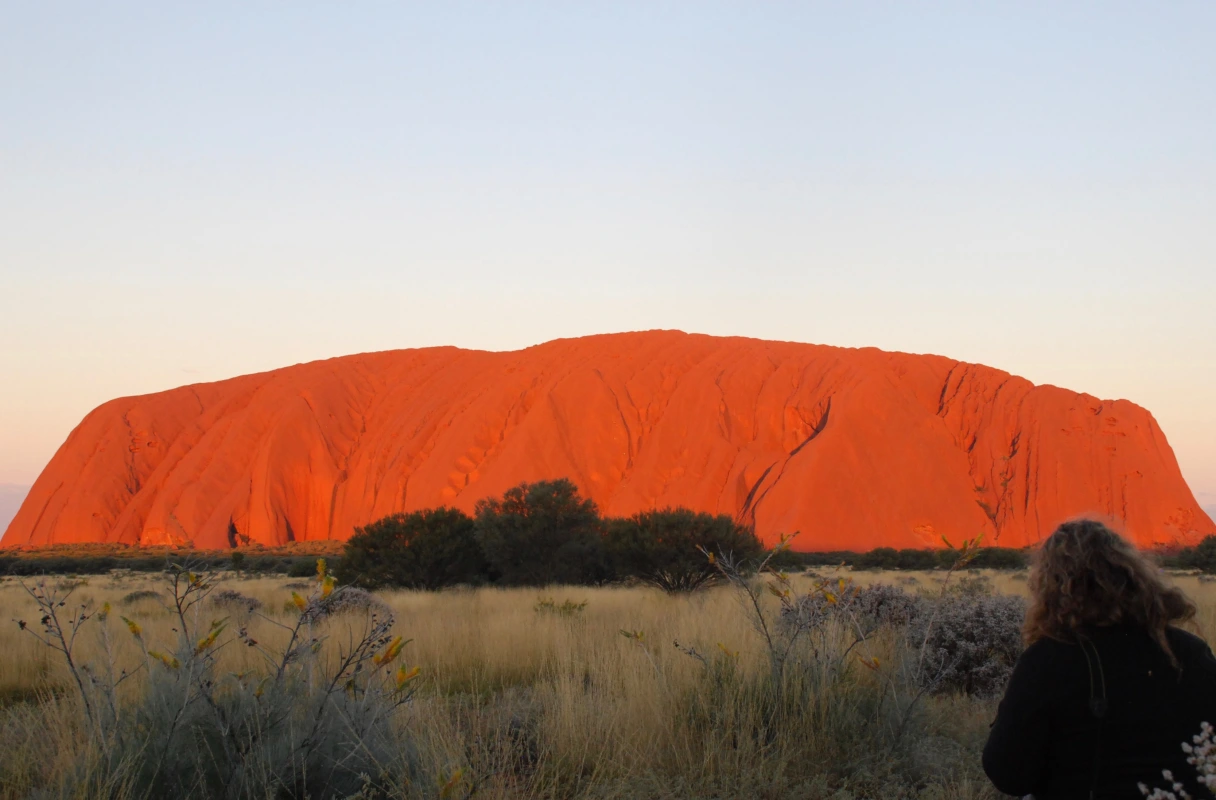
[984,519,1216,799]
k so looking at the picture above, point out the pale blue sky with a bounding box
[1,2,1214,507]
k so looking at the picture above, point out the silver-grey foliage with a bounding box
[15,560,427,799]
[910,592,1026,698]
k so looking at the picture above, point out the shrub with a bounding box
[966,547,1029,569]
[339,507,489,590]
[127,557,166,572]
[120,589,162,605]
[852,582,926,628]
[245,555,279,573]
[854,547,900,570]
[474,479,609,586]
[315,585,393,619]
[604,509,763,592]
[782,580,926,637]
[286,558,317,577]
[209,588,262,615]
[910,592,1026,697]
[534,597,588,617]
[895,549,940,570]
[1172,535,1216,573]
[15,559,423,798]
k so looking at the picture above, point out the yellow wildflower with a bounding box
[148,650,180,670]
[99,602,111,620]
[374,636,405,666]
[322,575,335,599]
[439,767,464,798]
[396,665,420,689]
[291,592,307,612]
[121,616,142,638]
[316,558,327,579]
[195,623,225,655]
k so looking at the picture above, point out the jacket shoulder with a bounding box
[1167,627,1216,663]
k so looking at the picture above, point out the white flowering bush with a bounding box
[1139,721,1216,799]
[909,592,1026,697]
[783,580,926,635]
[781,572,1025,698]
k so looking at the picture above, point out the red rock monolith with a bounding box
[4,331,1211,550]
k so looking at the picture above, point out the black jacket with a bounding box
[983,625,1216,799]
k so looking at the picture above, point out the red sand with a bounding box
[4,331,1212,551]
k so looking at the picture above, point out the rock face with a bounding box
[4,331,1212,551]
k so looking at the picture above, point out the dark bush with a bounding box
[763,545,810,571]
[339,507,489,590]
[315,586,392,618]
[121,589,163,605]
[474,479,609,586]
[1171,536,1216,573]
[795,546,1026,571]
[854,547,899,570]
[286,558,318,578]
[247,555,279,573]
[604,509,762,592]
[968,547,1029,570]
[209,589,262,615]
[896,549,940,570]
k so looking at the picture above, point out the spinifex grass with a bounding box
[3,564,1213,798]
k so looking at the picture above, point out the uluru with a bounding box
[3,331,1212,552]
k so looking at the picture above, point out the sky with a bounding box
[1,3,1214,518]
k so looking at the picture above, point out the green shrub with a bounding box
[286,558,317,577]
[474,479,609,586]
[604,509,762,591]
[854,547,900,570]
[1170,535,1216,573]
[968,547,1029,570]
[339,507,489,590]
[534,596,588,616]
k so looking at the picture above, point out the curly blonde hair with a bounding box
[1024,519,1195,665]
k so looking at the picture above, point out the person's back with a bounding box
[983,520,1216,799]
[984,625,1216,798]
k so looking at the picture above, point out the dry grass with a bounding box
[1,566,1210,799]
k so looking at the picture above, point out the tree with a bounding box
[1173,535,1216,573]
[473,479,608,586]
[339,507,489,589]
[604,508,763,592]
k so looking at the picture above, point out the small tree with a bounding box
[474,479,608,586]
[1173,535,1216,573]
[604,508,763,592]
[340,507,489,590]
